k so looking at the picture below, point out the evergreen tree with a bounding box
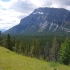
[19,41,24,54]
[44,42,50,60]
[15,41,19,53]
[30,39,40,58]
[50,37,60,61]
[0,31,2,46]
[0,31,1,35]
[59,37,70,65]
[26,43,30,55]
[34,39,40,58]
[21,42,27,54]
[30,39,35,57]
[5,34,12,50]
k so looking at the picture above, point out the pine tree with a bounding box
[19,41,24,54]
[30,39,35,57]
[15,42,19,53]
[0,31,2,46]
[44,42,50,60]
[0,31,1,35]
[50,37,60,61]
[34,39,40,58]
[30,39,40,58]
[5,34,12,50]
[59,37,70,65]
[21,42,27,54]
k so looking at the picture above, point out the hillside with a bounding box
[0,47,70,70]
[5,7,70,35]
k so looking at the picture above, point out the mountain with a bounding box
[5,7,70,35]
[0,29,6,32]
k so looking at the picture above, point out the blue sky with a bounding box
[0,0,70,30]
[2,0,10,2]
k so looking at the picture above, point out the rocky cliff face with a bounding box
[5,7,70,35]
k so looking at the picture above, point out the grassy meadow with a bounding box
[0,46,70,70]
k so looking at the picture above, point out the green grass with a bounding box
[0,47,70,70]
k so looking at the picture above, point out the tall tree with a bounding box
[5,34,12,50]
[30,39,35,57]
[30,39,40,58]
[19,41,25,54]
[34,39,40,58]
[15,41,19,53]
[50,37,60,61]
[59,37,70,65]
[0,31,1,35]
[0,31,2,46]
[43,42,50,60]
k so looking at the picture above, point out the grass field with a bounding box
[0,46,70,70]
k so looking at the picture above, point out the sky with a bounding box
[0,0,70,30]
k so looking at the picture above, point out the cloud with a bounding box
[0,0,70,30]
[0,0,28,30]
[0,8,25,30]
[55,0,70,6]
[10,0,36,13]
[4,0,70,13]
[10,0,53,13]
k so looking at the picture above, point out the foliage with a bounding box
[59,37,70,65]
[4,34,13,51]
[50,37,60,61]
[1,34,70,65]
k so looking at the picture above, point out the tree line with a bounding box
[0,33,70,65]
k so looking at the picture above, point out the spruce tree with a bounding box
[44,42,50,60]
[34,39,40,58]
[0,31,1,35]
[50,37,60,61]
[59,37,70,65]
[30,39,40,58]
[15,42,19,53]
[30,39,35,57]
[0,31,2,46]
[5,34,12,51]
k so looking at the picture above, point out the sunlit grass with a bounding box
[0,46,70,70]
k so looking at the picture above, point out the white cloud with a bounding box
[0,0,70,30]
[0,0,29,30]
[0,8,26,30]
[28,0,52,7]
[0,0,17,9]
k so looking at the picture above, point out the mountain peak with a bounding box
[33,7,69,13]
[4,7,70,35]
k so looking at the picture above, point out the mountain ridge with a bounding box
[4,7,70,35]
